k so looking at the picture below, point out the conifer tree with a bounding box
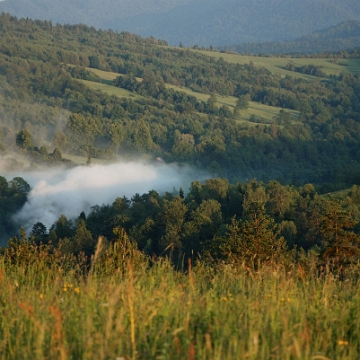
[222,202,288,268]
[320,199,360,265]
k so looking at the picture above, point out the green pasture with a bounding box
[78,79,143,100]
[84,68,300,126]
[338,59,360,74]
[83,75,300,126]
[165,84,300,125]
[191,49,358,79]
[78,67,142,82]
[87,68,119,81]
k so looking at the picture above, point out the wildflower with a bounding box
[39,294,43,299]
[221,297,228,302]
[280,297,291,303]
[338,340,349,346]
[74,287,80,294]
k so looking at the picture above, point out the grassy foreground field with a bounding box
[1,241,359,360]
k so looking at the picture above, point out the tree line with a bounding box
[4,177,356,272]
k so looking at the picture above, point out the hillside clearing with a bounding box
[82,68,300,126]
[78,79,144,100]
[189,49,358,78]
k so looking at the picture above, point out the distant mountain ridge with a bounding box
[0,0,360,46]
[222,20,360,55]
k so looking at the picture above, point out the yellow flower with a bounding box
[338,340,349,346]
[74,287,80,294]
[39,294,43,299]
[221,297,228,302]
[280,297,291,303]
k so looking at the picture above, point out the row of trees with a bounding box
[17,178,360,270]
[285,63,326,77]
[0,176,30,243]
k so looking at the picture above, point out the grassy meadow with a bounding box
[78,79,143,100]
[80,68,300,126]
[1,239,359,360]
[190,50,360,79]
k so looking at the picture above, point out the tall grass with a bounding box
[0,244,359,359]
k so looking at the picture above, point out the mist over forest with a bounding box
[0,14,359,238]
[1,6,360,359]
[11,161,208,232]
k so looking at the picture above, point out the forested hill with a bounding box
[1,14,360,264]
[224,20,360,55]
[1,13,360,192]
[0,0,360,46]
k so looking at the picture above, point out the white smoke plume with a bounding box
[12,161,209,233]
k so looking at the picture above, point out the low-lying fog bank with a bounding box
[8,161,209,233]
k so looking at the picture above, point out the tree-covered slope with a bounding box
[1,14,360,190]
[224,20,360,55]
[1,14,360,268]
[0,0,360,46]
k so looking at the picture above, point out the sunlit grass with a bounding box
[84,68,300,126]
[78,79,143,100]
[189,50,357,79]
[1,250,359,360]
[340,59,360,74]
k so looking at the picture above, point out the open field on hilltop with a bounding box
[1,248,360,360]
[80,68,300,126]
[190,49,360,79]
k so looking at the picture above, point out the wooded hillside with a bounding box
[0,0,359,46]
[224,20,360,55]
[0,13,360,249]
[0,14,360,190]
